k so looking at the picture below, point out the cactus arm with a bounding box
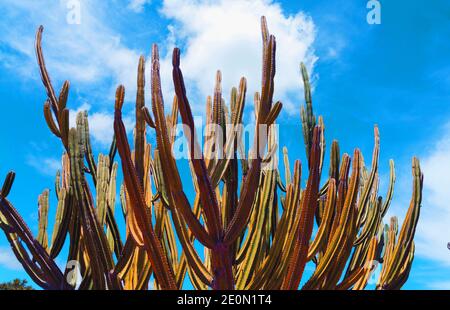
[246,160,301,289]
[246,177,277,286]
[329,140,341,182]
[352,236,378,290]
[113,237,136,279]
[96,154,109,226]
[263,101,283,127]
[49,187,72,259]
[235,127,278,278]
[327,154,351,243]
[114,88,177,290]
[172,195,211,288]
[172,48,222,241]
[55,169,61,198]
[105,206,122,257]
[307,178,336,260]
[249,189,291,289]
[36,28,74,150]
[223,158,261,245]
[169,95,179,144]
[354,197,382,246]
[163,212,179,269]
[0,198,67,289]
[378,218,397,285]
[317,141,340,218]
[281,126,322,290]
[212,71,224,166]
[283,147,291,185]
[63,211,83,288]
[59,109,70,150]
[58,80,70,110]
[0,176,67,290]
[210,77,247,186]
[355,126,380,228]
[378,158,422,289]
[150,45,213,248]
[0,172,15,198]
[35,26,59,113]
[303,149,360,289]
[37,190,50,251]
[381,159,395,217]
[336,267,364,290]
[122,185,144,245]
[130,247,152,290]
[345,195,382,279]
[108,135,118,167]
[44,100,61,137]
[386,242,414,290]
[222,163,239,251]
[68,128,120,289]
[142,106,156,129]
[235,183,262,265]
[171,208,212,286]
[78,112,97,184]
[104,162,123,257]
[318,117,326,172]
[1,226,51,289]
[259,17,275,119]
[236,169,274,288]
[319,160,361,289]
[223,18,276,246]
[176,255,188,289]
[221,95,239,227]
[300,62,316,161]
[152,151,171,208]
[135,55,146,184]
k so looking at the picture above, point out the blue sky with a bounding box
[0,0,449,289]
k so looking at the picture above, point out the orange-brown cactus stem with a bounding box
[0,197,69,289]
[135,55,146,184]
[172,48,222,242]
[222,26,276,247]
[172,48,234,290]
[114,86,177,290]
[281,126,322,290]
[35,26,59,114]
[150,45,214,249]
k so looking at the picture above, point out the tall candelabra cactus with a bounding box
[0,17,422,290]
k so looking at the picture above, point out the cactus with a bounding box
[0,16,422,290]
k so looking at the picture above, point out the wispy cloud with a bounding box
[159,0,317,115]
[0,0,318,164]
[427,281,450,290]
[127,0,151,13]
[0,0,141,101]
[380,122,450,268]
[0,0,143,148]
[414,122,450,266]
[26,155,61,177]
[69,103,134,146]
[0,246,22,271]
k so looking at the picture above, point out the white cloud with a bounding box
[427,280,450,290]
[413,122,450,265]
[159,0,317,115]
[69,103,134,146]
[0,0,154,149]
[0,247,22,271]
[26,155,61,176]
[128,0,151,13]
[0,0,141,101]
[0,0,317,146]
